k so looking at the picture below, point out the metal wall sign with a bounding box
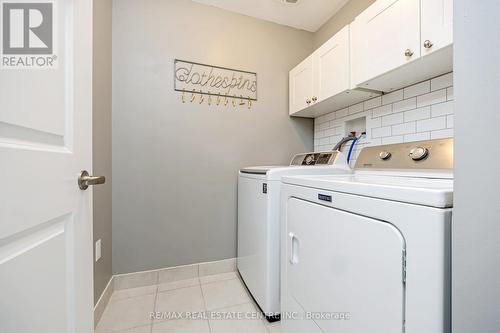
[174,59,257,101]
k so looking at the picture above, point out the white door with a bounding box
[0,0,94,332]
[313,25,350,103]
[351,0,420,87]
[289,56,314,115]
[421,0,453,56]
[285,198,406,333]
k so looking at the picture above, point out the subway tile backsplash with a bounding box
[314,72,454,166]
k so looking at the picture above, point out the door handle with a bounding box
[289,232,299,265]
[78,170,105,190]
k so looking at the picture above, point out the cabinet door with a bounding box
[289,56,314,115]
[313,25,350,103]
[351,0,421,88]
[421,0,453,56]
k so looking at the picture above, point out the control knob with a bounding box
[409,147,429,161]
[379,151,392,160]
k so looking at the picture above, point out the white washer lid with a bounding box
[283,173,453,208]
[240,165,352,180]
[239,166,285,175]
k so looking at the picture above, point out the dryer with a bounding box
[280,138,453,333]
[237,151,352,321]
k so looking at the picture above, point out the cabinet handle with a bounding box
[423,40,434,49]
[312,96,318,102]
[404,49,414,57]
[306,99,311,105]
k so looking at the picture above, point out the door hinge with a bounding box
[402,249,407,284]
[262,183,268,194]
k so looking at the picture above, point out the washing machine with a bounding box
[280,138,453,333]
[237,151,352,321]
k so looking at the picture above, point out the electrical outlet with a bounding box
[95,239,102,262]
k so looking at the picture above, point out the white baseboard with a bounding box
[113,257,236,290]
[94,276,114,327]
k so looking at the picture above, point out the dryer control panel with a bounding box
[355,138,453,170]
[290,152,337,166]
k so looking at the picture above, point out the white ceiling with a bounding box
[191,0,349,32]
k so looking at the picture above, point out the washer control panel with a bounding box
[356,138,453,170]
[290,152,337,166]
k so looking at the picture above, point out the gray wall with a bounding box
[112,0,314,274]
[93,0,113,303]
[313,0,376,48]
[453,1,500,331]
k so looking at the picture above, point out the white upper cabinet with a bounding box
[313,25,350,102]
[351,0,453,92]
[351,0,421,88]
[289,56,314,115]
[289,0,454,116]
[421,0,453,56]
[289,25,379,117]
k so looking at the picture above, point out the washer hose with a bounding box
[332,135,357,152]
[347,132,366,163]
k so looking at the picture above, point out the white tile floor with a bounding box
[96,272,281,333]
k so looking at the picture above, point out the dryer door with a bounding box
[285,198,406,333]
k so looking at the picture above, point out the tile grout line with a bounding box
[199,283,213,333]
[157,280,201,295]
[150,285,159,333]
[157,276,237,294]
[107,323,153,333]
[206,300,254,313]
